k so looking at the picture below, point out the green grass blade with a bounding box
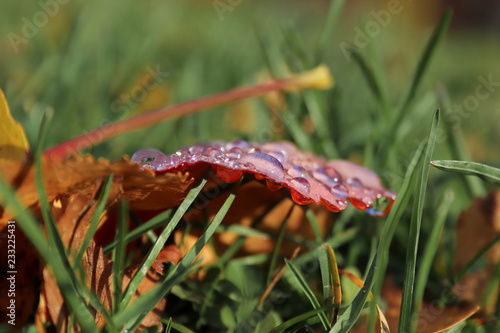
[377,10,451,165]
[302,90,340,159]
[266,203,294,285]
[437,84,486,197]
[164,317,172,333]
[120,176,208,309]
[412,190,453,329]
[437,229,500,307]
[329,255,376,333]
[367,141,427,332]
[129,211,160,244]
[170,321,196,333]
[285,259,331,331]
[454,234,500,287]
[395,10,452,125]
[280,26,339,158]
[398,108,440,333]
[431,160,500,186]
[349,48,388,115]
[319,244,332,306]
[115,178,240,329]
[35,112,76,277]
[103,208,173,254]
[112,199,128,314]
[316,0,346,62]
[483,260,500,311]
[269,304,337,333]
[305,207,324,244]
[73,174,114,269]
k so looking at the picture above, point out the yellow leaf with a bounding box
[0,88,29,161]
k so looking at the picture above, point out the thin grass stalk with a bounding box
[267,202,295,285]
[120,176,208,309]
[112,199,128,314]
[119,179,241,330]
[285,259,331,330]
[366,141,427,333]
[411,190,453,331]
[103,208,173,254]
[399,108,440,333]
[73,174,114,268]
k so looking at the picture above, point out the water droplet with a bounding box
[248,147,261,154]
[331,184,348,199]
[238,161,256,170]
[349,195,372,210]
[267,150,287,164]
[291,189,312,205]
[164,153,181,166]
[254,173,265,180]
[176,147,191,157]
[238,152,285,181]
[202,147,224,159]
[213,165,243,183]
[131,149,167,167]
[346,177,362,187]
[336,199,348,208]
[266,179,283,191]
[225,139,250,152]
[365,195,392,217]
[188,145,204,155]
[320,197,342,212]
[287,165,308,178]
[226,147,243,159]
[290,177,310,194]
[312,167,342,187]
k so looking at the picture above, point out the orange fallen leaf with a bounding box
[454,190,500,314]
[350,276,479,333]
[37,240,180,332]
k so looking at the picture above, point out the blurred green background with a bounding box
[1,0,499,163]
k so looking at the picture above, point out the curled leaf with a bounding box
[132,140,396,217]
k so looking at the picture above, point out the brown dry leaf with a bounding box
[38,240,181,332]
[454,190,500,313]
[350,276,479,333]
[0,154,194,230]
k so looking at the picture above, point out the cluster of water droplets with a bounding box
[131,140,396,217]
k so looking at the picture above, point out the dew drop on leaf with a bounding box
[290,177,311,194]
